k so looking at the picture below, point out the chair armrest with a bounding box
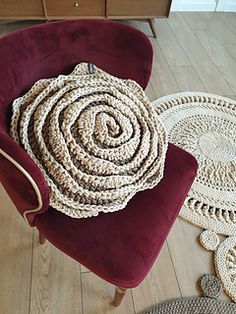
[0,130,49,226]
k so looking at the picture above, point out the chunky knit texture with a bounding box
[153,92,236,302]
[10,63,167,219]
[215,235,236,302]
[199,230,220,251]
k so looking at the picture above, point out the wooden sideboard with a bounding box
[0,0,172,37]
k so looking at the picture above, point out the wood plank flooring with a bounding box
[0,12,235,314]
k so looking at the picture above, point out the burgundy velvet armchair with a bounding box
[0,19,197,307]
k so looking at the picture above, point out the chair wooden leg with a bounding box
[112,286,127,307]
[38,231,46,245]
[148,18,157,38]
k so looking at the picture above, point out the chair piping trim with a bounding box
[0,148,43,223]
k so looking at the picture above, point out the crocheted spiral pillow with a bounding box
[10,63,167,219]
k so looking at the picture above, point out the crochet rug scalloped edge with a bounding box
[180,204,236,235]
[152,91,236,106]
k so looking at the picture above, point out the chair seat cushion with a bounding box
[35,143,197,288]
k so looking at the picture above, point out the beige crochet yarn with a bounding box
[152,92,236,303]
[199,231,236,302]
[10,63,167,219]
[215,236,236,302]
[152,92,236,236]
[199,230,220,251]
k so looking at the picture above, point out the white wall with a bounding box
[171,0,236,12]
[216,0,236,11]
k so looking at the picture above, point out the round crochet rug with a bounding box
[152,92,236,236]
[142,274,236,314]
[10,63,167,219]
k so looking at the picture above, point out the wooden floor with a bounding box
[0,12,236,314]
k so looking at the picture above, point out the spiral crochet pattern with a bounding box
[10,63,167,219]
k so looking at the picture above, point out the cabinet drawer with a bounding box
[0,0,44,18]
[107,0,171,18]
[45,0,105,17]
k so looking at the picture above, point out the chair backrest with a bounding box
[0,19,153,132]
[0,19,153,225]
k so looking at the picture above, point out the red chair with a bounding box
[0,20,197,306]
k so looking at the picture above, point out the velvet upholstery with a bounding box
[0,131,49,225]
[35,144,197,288]
[0,19,153,132]
[0,19,153,225]
[0,19,198,289]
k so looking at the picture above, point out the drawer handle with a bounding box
[74,2,79,7]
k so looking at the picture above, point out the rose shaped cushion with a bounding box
[10,63,167,218]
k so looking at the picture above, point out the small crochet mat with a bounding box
[10,63,167,219]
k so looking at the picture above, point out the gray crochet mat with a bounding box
[142,275,236,314]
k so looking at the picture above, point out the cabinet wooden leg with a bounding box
[39,231,46,245]
[148,19,157,38]
[112,286,127,307]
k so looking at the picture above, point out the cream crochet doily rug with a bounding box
[10,63,167,219]
[152,92,236,302]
